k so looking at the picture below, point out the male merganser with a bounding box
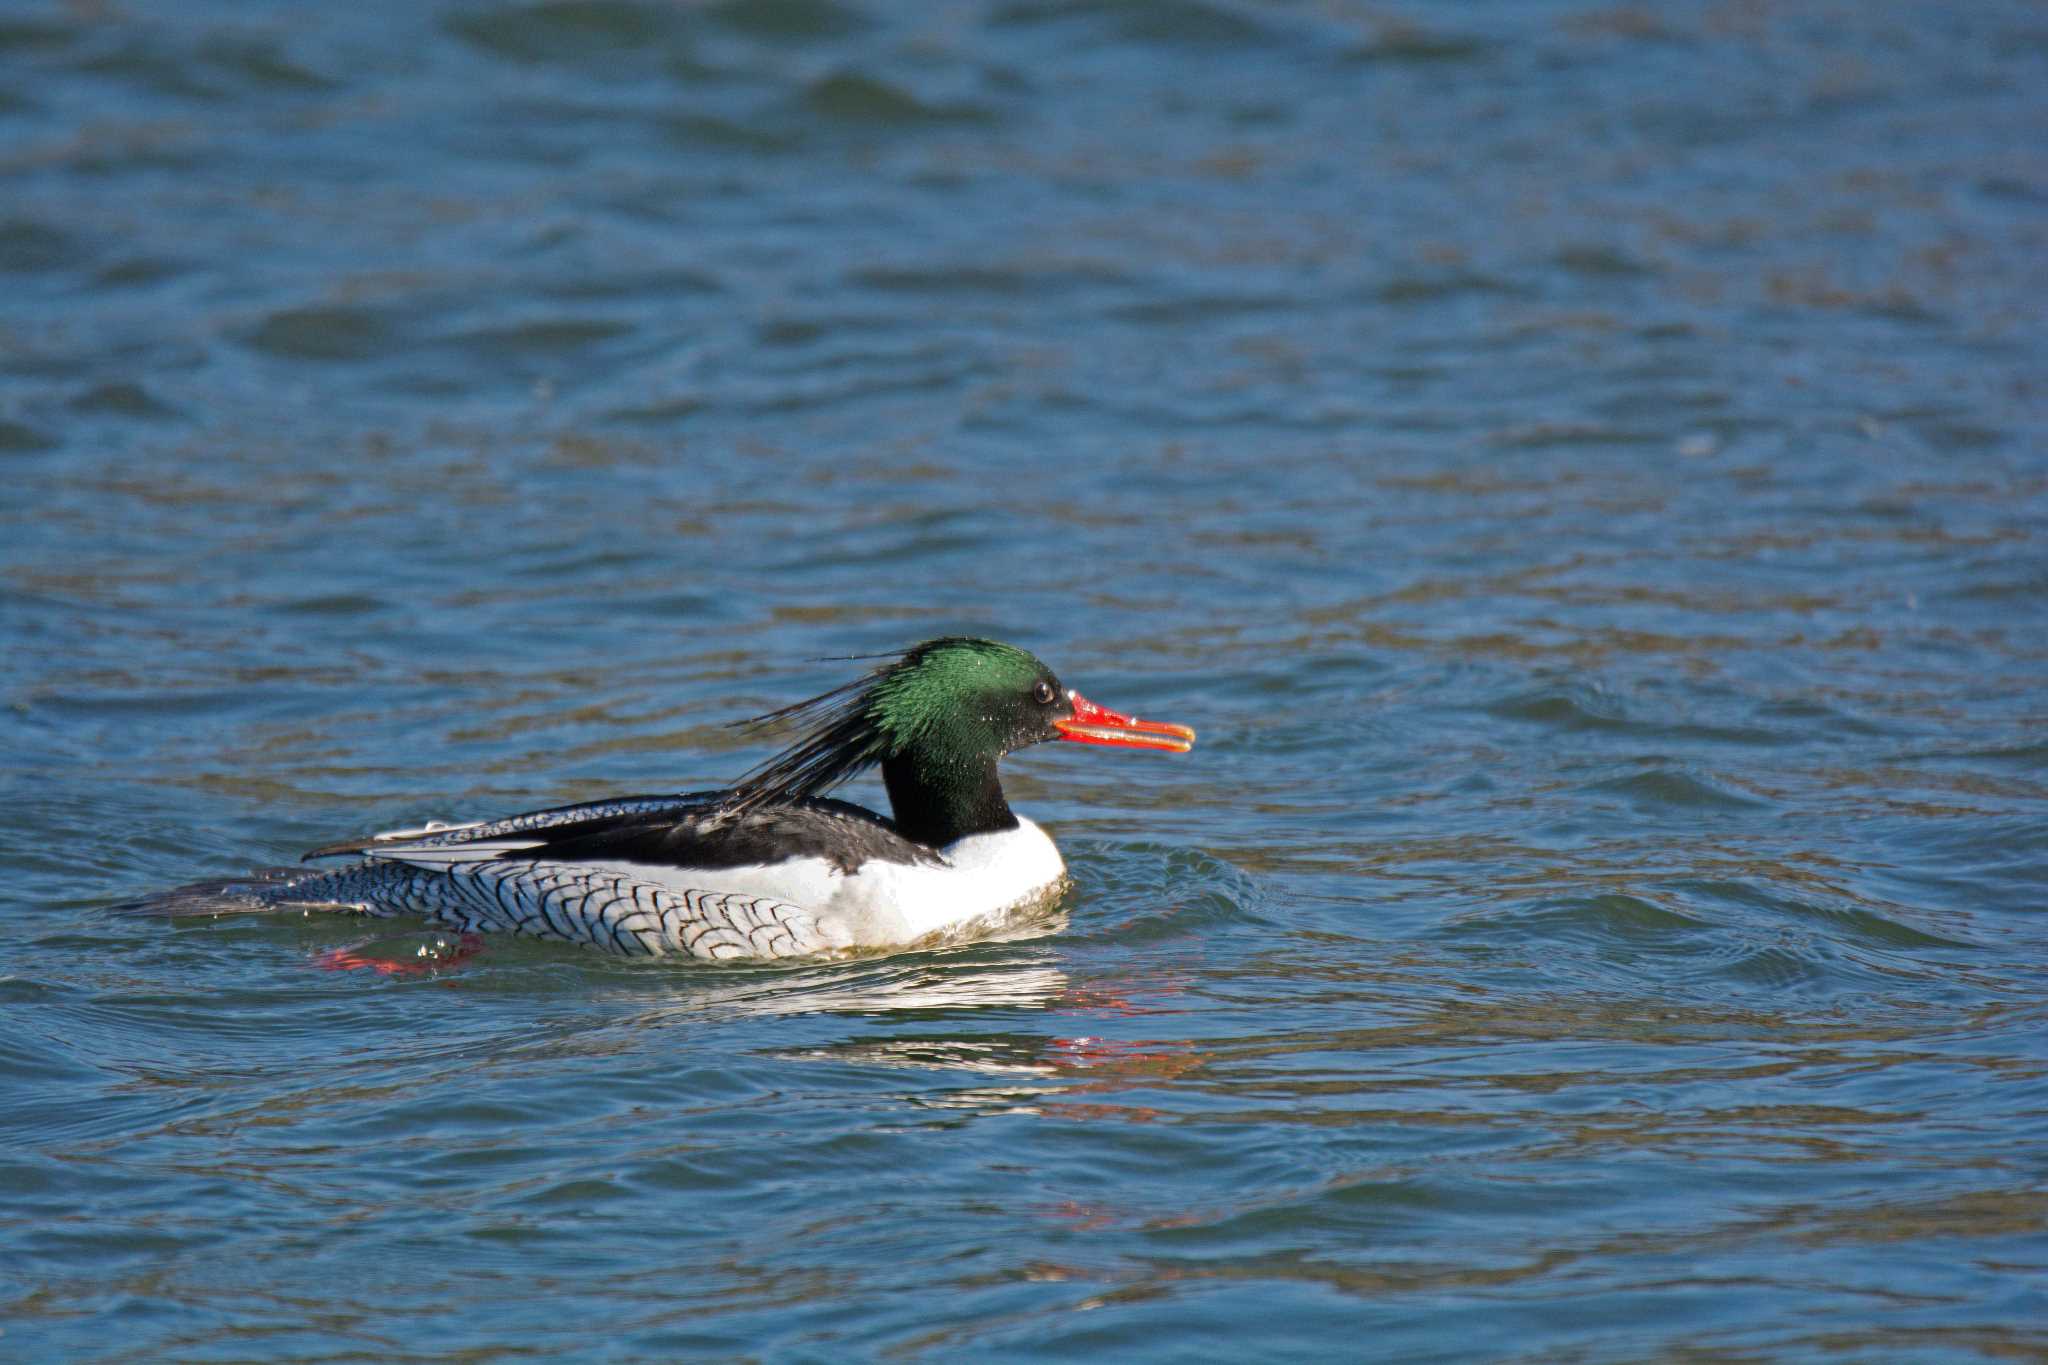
[247,638,1193,960]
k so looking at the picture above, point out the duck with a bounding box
[253,638,1194,960]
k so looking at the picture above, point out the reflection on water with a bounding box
[639,951,1074,1023]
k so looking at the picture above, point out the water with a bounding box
[4,0,2046,1358]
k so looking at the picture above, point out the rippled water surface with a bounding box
[4,1,2046,1359]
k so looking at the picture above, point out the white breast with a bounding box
[839,818,1068,943]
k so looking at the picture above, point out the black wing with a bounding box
[309,792,945,876]
[301,793,725,860]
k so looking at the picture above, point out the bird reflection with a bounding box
[741,955,1209,1127]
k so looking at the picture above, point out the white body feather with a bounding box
[333,817,1069,958]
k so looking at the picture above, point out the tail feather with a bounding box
[113,866,326,918]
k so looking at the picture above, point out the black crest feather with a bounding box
[720,661,895,814]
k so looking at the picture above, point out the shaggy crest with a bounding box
[722,638,1045,813]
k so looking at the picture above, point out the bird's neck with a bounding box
[881,750,1018,849]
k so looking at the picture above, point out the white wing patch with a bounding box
[366,819,487,843]
[366,839,548,867]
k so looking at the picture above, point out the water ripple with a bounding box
[4,0,2046,1358]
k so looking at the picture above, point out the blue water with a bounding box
[4,1,2046,1358]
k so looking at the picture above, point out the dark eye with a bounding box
[1033,680,1056,705]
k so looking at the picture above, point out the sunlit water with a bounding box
[4,1,2045,1359]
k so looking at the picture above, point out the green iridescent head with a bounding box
[726,637,1193,827]
[864,638,1061,755]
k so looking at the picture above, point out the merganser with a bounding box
[241,638,1194,960]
